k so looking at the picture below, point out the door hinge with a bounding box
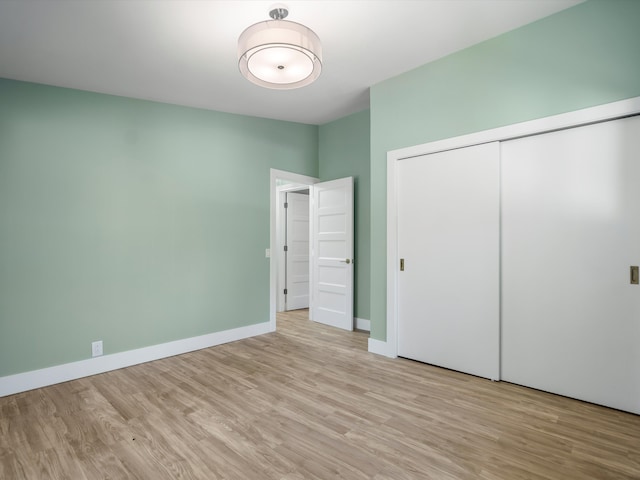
[284,202,288,208]
[400,258,405,271]
[284,245,288,252]
[284,288,288,295]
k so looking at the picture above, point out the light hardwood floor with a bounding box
[1,309,639,479]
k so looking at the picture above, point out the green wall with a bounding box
[0,79,318,376]
[369,0,640,341]
[319,110,370,320]
[6,0,636,377]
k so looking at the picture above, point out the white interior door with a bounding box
[397,142,500,380]
[311,177,354,330]
[501,115,640,414]
[285,191,310,310]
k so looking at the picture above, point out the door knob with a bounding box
[340,259,352,264]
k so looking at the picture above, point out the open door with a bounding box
[310,177,354,331]
[284,191,310,310]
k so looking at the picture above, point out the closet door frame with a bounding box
[380,96,640,359]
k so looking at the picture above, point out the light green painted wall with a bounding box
[319,110,370,320]
[369,0,640,341]
[0,79,318,376]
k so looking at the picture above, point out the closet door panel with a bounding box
[397,142,500,380]
[501,116,640,414]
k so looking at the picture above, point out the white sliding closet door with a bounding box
[501,115,640,414]
[397,142,500,380]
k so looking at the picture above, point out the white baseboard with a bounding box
[355,317,370,332]
[0,321,273,398]
[368,338,397,358]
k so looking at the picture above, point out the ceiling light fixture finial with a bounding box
[269,6,288,20]
[238,5,322,90]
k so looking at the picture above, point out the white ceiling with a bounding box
[0,0,583,125]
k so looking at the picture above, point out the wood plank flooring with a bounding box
[1,309,639,479]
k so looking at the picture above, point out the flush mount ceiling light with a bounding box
[238,5,322,90]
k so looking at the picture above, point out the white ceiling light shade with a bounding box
[238,6,322,90]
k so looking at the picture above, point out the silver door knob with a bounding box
[340,259,352,264]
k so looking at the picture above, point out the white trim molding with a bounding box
[0,321,272,397]
[389,96,640,161]
[355,317,370,332]
[386,96,640,360]
[368,338,396,358]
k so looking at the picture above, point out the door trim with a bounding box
[384,96,640,358]
[270,169,318,331]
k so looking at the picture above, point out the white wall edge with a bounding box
[355,317,371,332]
[368,338,397,358]
[0,321,273,398]
[386,96,640,361]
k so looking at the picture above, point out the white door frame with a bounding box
[270,169,318,331]
[382,96,640,358]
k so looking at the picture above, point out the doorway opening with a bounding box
[269,169,355,333]
[269,169,318,331]
[277,187,310,313]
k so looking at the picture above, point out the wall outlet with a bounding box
[91,340,103,357]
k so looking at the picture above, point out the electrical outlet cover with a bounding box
[91,340,103,357]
